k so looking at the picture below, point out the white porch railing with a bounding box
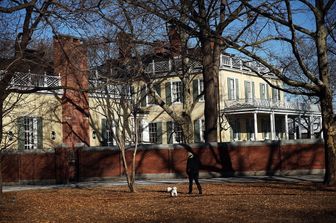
[142,54,270,75]
[224,99,320,112]
[0,71,61,88]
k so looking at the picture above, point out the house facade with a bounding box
[0,35,322,151]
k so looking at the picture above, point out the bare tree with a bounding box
[223,0,336,185]
[122,0,247,142]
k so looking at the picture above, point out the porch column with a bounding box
[293,117,297,139]
[270,112,275,140]
[310,116,314,139]
[254,112,258,141]
[285,114,289,140]
[320,116,323,139]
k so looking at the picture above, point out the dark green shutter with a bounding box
[17,117,25,150]
[101,118,107,146]
[244,81,248,101]
[180,82,184,104]
[272,88,276,101]
[37,117,43,150]
[266,84,270,99]
[227,78,232,100]
[165,82,171,105]
[260,83,263,99]
[167,121,173,144]
[140,85,147,107]
[252,82,255,100]
[156,122,162,144]
[193,79,199,102]
[235,78,239,100]
[154,83,161,96]
[194,119,200,143]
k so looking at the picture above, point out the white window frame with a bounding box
[172,122,183,143]
[23,117,38,150]
[149,123,159,144]
[228,78,237,100]
[171,81,182,103]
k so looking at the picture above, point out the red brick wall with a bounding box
[0,141,325,184]
[1,151,55,183]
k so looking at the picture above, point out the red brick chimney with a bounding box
[53,35,90,148]
[167,25,181,56]
[153,40,169,55]
[116,32,133,59]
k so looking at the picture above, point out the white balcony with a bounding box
[223,98,320,113]
[0,71,61,89]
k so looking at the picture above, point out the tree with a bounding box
[123,0,247,142]
[224,0,336,185]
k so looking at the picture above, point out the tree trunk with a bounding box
[201,38,219,142]
[320,94,336,186]
[0,99,4,199]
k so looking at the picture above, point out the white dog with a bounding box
[167,186,178,197]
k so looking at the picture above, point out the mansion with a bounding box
[0,35,321,150]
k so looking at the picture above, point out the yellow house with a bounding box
[0,35,322,150]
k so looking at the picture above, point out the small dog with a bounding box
[167,186,178,197]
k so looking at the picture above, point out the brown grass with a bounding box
[1,182,336,223]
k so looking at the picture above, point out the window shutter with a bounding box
[154,83,161,97]
[165,82,171,105]
[181,82,184,104]
[167,121,173,144]
[244,81,248,101]
[101,118,107,146]
[157,122,162,144]
[140,85,147,107]
[17,117,25,150]
[260,83,264,99]
[193,79,199,102]
[272,88,276,101]
[194,119,201,143]
[235,78,239,100]
[227,78,232,100]
[252,82,255,100]
[266,84,269,99]
[37,117,43,150]
[278,89,281,101]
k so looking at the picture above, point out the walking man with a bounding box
[186,152,202,194]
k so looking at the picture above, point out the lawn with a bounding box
[1,182,336,222]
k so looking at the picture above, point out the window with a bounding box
[260,83,266,100]
[230,119,241,141]
[194,119,205,142]
[101,118,114,146]
[17,116,42,150]
[146,83,161,105]
[193,79,204,102]
[137,120,143,143]
[246,119,254,140]
[227,78,239,100]
[172,81,182,103]
[244,81,255,102]
[167,121,183,143]
[149,122,162,144]
[261,118,270,139]
[24,117,38,149]
[272,88,281,102]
